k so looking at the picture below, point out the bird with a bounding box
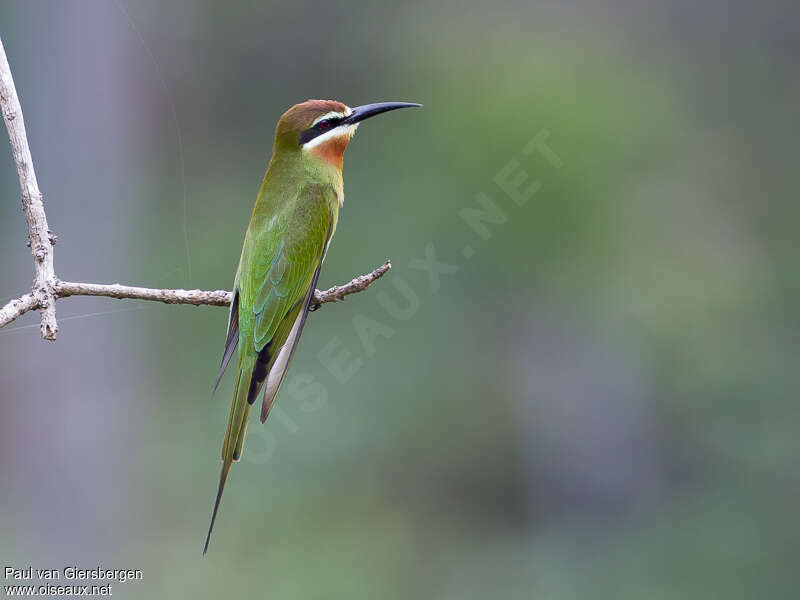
[203,99,421,553]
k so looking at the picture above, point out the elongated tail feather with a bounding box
[203,459,231,554]
[204,358,254,553]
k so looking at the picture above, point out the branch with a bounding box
[0,33,392,339]
[0,262,391,330]
[0,35,58,340]
[54,281,232,307]
[309,260,392,310]
[52,260,391,309]
[0,293,38,328]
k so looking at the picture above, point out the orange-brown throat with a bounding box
[308,132,351,169]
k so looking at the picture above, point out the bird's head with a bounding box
[274,99,421,169]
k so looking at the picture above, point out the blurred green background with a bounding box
[1,0,799,598]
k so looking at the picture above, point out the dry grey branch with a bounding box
[0,35,58,339]
[53,261,391,309]
[0,35,391,338]
[0,293,38,328]
[55,281,233,307]
[309,260,392,310]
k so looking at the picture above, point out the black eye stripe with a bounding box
[298,116,345,145]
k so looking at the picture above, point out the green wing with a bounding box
[237,183,333,416]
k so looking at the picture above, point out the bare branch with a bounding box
[0,35,58,340]
[54,281,232,306]
[0,293,39,328]
[309,260,392,310]
[51,261,391,311]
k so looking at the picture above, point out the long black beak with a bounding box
[344,102,422,125]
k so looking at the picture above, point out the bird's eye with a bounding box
[317,119,331,130]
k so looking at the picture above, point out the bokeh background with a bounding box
[1,1,799,597]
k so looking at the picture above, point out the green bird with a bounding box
[204,99,421,553]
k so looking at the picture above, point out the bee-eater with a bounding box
[203,99,421,553]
